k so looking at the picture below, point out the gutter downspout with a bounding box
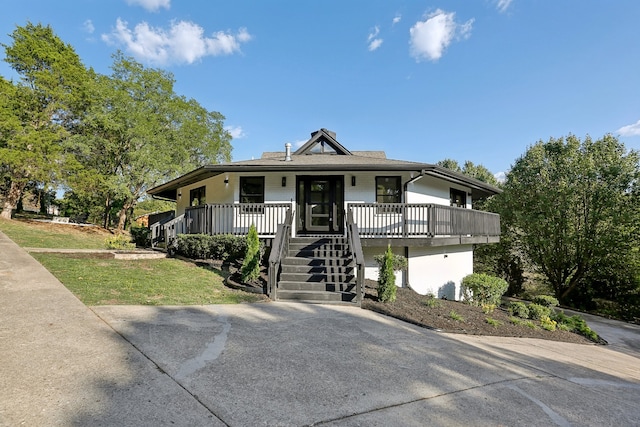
[402,169,426,289]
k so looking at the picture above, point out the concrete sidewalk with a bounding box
[2,229,640,426]
[0,231,222,426]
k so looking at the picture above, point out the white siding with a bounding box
[407,244,473,299]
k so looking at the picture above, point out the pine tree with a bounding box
[241,224,261,283]
[377,245,397,303]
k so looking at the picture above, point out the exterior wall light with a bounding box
[282,176,287,187]
[351,176,356,186]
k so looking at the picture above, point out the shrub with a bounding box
[449,310,464,321]
[532,295,559,308]
[377,245,397,303]
[508,301,530,318]
[373,252,407,272]
[424,296,441,308]
[104,234,135,250]
[461,273,508,306]
[175,234,247,262]
[527,303,552,320]
[552,312,599,342]
[130,225,151,247]
[241,224,261,283]
[540,316,557,331]
[485,317,502,327]
[482,303,496,314]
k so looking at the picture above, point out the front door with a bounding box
[297,176,344,234]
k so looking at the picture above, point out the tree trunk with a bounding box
[0,181,26,220]
[103,195,111,229]
[116,200,135,233]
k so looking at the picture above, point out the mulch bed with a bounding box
[361,280,594,344]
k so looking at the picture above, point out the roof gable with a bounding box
[294,128,352,156]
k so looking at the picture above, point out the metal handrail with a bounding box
[346,209,365,306]
[267,208,293,300]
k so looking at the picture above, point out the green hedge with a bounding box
[461,273,508,306]
[175,234,247,263]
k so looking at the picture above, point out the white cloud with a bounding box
[225,126,245,139]
[367,26,380,42]
[368,38,383,51]
[409,9,474,62]
[617,119,640,137]
[83,19,95,34]
[494,171,506,183]
[496,0,513,13]
[367,26,383,51]
[392,15,402,25]
[126,0,170,12]
[102,18,252,65]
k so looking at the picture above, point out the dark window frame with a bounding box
[450,188,467,208]
[189,186,206,206]
[240,176,265,213]
[376,176,402,213]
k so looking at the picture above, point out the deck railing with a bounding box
[347,203,500,238]
[185,203,292,237]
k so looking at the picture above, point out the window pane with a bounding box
[376,176,401,203]
[240,177,264,204]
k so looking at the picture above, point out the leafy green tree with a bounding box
[377,245,397,303]
[0,23,88,219]
[437,159,500,187]
[69,52,231,230]
[499,134,640,305]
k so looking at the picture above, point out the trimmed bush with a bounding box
[532,295,559,308]
[377,245,397,303]
[175,234,247,263]
[241,224,261,283]
[130,225,151,247]
[461,273,508,306]
[528,303,552,320]
[552,312,600,342]
[104,234,135,250]
[540,316,557,331]
[508,301,530,318]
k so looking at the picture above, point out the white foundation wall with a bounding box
[362,246,405,286]
[407,245,473,300]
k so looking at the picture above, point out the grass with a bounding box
[32,253,265,305]
[485,317,502,327]
[0,218,108,249]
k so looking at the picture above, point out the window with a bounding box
[240,176,265,213]
[376,176,402,203]
[450,188,467,208]
[189,186,206,206]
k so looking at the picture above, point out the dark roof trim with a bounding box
[147,163,501,201]
[294,128,352,156]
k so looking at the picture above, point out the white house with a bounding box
[148,129,501,304]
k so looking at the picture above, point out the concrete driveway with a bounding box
[92,303,640,426]
[2,230,639,426]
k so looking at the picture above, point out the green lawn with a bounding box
[0,218,108,249]
[32,253,265,305]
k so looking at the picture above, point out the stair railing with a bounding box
[346,209,365,306]
[268,208,293,300]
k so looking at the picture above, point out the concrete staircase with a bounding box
[276,236,358,304]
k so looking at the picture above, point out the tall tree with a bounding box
[70,53,232,231]
[499,134,640,304]
[0,23,88,219]
[437,158,500,187]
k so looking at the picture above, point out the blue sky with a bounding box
[2,0,640,180]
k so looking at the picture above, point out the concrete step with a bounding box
[289,249,350,258]
[281,257,354,267]
[279,272,356,283]
[278,281,356,292]
[276,289,357,303]
[279,264,355,274]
